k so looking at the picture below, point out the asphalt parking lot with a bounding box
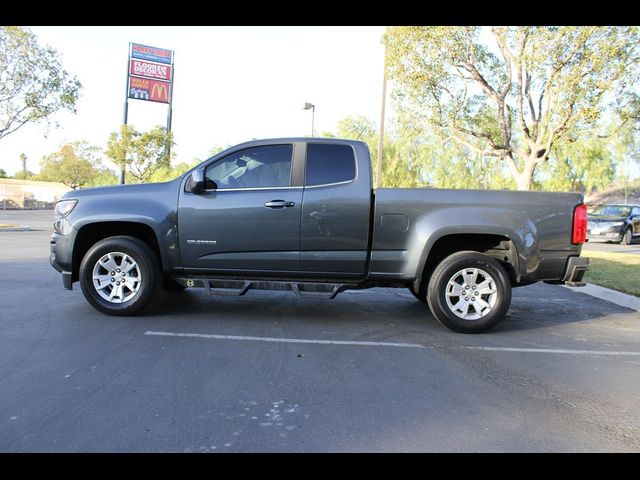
[1,210,640,452]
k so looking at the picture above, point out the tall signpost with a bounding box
[121,42,174,184]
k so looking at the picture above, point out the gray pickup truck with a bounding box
[50,138,589,333]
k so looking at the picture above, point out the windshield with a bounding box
[590,205,631,217]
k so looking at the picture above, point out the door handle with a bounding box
[264,200,295,208]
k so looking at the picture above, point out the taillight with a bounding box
[572,203,587,244]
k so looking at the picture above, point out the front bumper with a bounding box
[561,256,590,287]
[50,232,75,290]
[587,232,623,243]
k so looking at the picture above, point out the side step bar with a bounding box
[173,277,354,300]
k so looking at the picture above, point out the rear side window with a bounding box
[305,143,356,186]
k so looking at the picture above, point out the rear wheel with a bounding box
[426,251,512,333]
[79,236,161,316]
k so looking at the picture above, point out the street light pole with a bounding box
[304,102,315,137]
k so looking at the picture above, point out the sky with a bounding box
[0,26,388,175]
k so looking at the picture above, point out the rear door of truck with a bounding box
[299,140,372,277]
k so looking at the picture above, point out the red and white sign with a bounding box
[128,77,170,104]
[130,59,171,81]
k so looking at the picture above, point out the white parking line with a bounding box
[512,298,569,302]
[461,346,640,356]
[145,331,640,357]
[144,331,427,349]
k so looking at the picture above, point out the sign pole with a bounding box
[120,42,131,185]
[125,43,174,178]
[166,53,174,160]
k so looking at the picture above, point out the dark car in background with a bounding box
[587,204,640,245]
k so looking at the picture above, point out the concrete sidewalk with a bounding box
[566,283,640,311]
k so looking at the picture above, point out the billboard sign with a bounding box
[131,43,172,65]
[128,77,171,104]
[130,59,171,81]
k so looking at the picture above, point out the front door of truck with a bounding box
[178,143,303,274]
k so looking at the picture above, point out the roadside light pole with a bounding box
[304,102,315,137]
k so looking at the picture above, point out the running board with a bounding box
[173,278,350,299]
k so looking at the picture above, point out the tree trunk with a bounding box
[515,174,532,191]
[514,157,537,191]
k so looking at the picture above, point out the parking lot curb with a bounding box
[565,283,640,311]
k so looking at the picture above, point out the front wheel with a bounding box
[621,228,633,246]
[427,251,512,333]
[79,236,161,316]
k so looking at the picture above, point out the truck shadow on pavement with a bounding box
[144,283,637,334]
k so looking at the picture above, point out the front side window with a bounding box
[632,207,640,216]
[305,143,356,186]
[205,144,293,190]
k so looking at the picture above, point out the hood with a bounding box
[588,215,627,222]
[62,179,181,200]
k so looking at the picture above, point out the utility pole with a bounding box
[376,47,387,189]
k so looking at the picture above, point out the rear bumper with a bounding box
[561,256,590,287]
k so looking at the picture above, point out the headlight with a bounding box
[53,200,77,234]
[54,200,78,220]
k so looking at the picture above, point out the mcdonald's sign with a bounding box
[128,77,170,104]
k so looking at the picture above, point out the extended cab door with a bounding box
[300,141,372,276]
[178,143,304,273]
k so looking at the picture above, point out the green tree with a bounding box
[39,141,102,189]
[0,168,7,178]
[0,26,81,141]
[539,136,616,193]
[105,125,174,183]
[148,160,200,183]
[14,170,35,180]
[89,167,119,187]
[384,26,640,190]
[612,121,640,203]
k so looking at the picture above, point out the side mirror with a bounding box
[187,167,206,194]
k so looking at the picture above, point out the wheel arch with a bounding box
[72,222,163,283]
[414,231,520,293]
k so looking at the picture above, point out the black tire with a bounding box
[79,236,161,316]
[426,251,512,333]
[621,228,633,246]
[408,283,428,303]
[162,277,187,291]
